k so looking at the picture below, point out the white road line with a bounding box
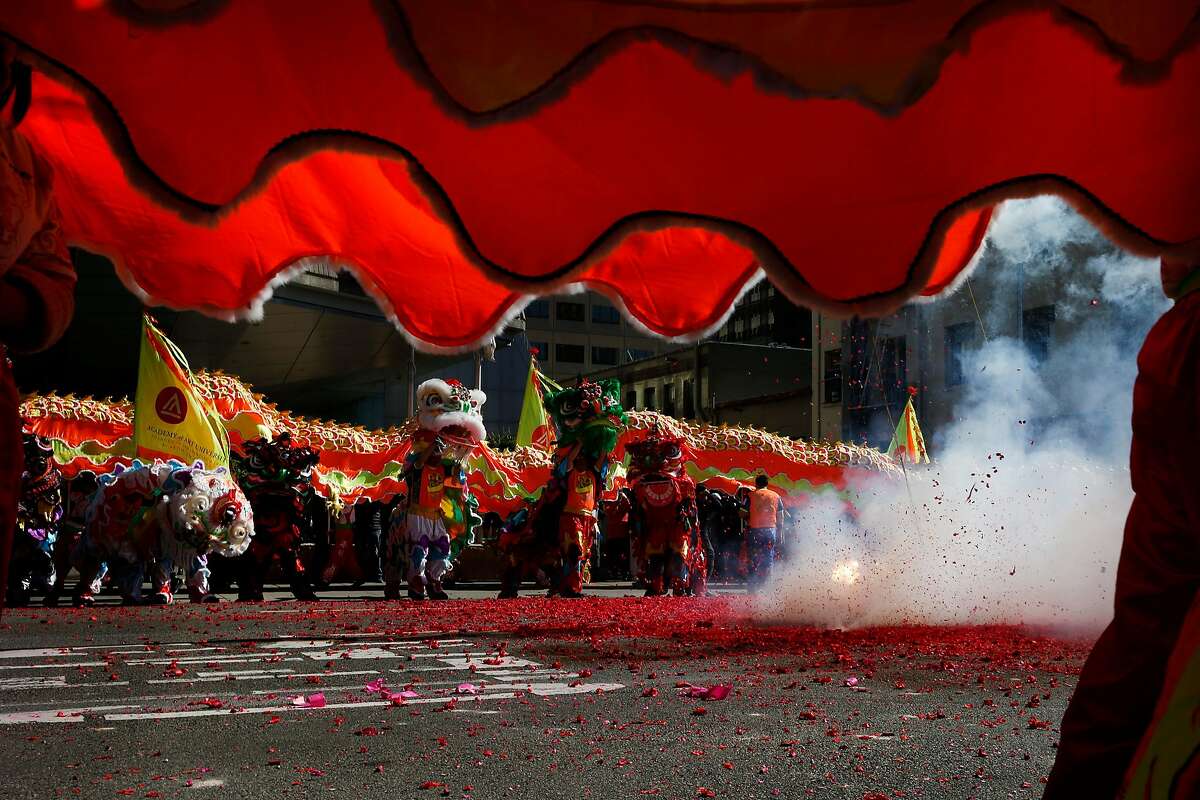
[0,704,139,724]
[0,661,108,671]
[101,682,624,722]
[0,679,130,691]
[148,669,380,685]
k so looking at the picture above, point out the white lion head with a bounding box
[416,379,487,445]
[156,465,255,557]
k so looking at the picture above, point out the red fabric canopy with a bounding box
[3,2,1199,347]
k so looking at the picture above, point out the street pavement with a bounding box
[0,583,1092,800]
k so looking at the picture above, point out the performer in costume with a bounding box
[7,432,63,606]
[229,433,321,601]
[626,424,704,597]
[71,460,254,606]
[44,471,98,606]
[383,379,485,600]
[528,379,633,597]
[558,454,599,596]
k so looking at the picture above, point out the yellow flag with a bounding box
[515,351,557,450]
[886,395,929,464]
[133,315,230,469]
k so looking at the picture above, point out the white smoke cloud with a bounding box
[755,197,1170,631]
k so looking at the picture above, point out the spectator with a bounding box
[352,498,384,584]
[745,475,786,593]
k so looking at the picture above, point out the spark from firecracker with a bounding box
[830,560,861,585]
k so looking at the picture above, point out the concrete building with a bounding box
[831,234,1134,450]
[714,281,812,348]
[520,292,668,383]
[14,253,524,431]
[586,342,813,439]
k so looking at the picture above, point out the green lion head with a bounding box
[544,377,627,462]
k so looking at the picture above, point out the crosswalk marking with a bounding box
[0,633,627,725]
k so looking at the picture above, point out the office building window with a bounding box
[734,319,745,334]
[591,304,621,325]
[944,322,975,387]
[643,386,657,411]
[529,340,550,360]
[663,383,677,417]
[823,348,842,405]
[625,390,637,411]
[591,346,619,366]
[682,379,695,418]
[626,348,654,362]
[556,343,585,363]
[525,299,549,319]
[556,301,585,322]
[1024,305,1055,366]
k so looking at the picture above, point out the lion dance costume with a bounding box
[7,432,63,606]
[627,424,705,596]
[229,433,322,601]
[72,460,254,605]
[384,379,485,600]
[499,378,627,598]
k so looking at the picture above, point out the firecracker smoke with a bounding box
[756,197,1171,631]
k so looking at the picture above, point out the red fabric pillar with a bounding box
[1045,286,1200,797]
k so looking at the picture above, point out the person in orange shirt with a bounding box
[745,475,786,592]
[558,455,598,597]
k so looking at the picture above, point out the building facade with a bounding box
[586,342,813,439]
[520,292,669,383]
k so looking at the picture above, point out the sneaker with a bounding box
[427,588,449,601]
[407,590,426,601]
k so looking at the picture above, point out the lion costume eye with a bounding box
[424,393,445,409]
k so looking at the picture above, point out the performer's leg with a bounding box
[289,547,318,601]
[149,557,174,605]
[645,549,666,596]
[406,518,430,599]
[5,537,32,607]
[558,516,585,597]
[424,528,451,601]
[1046,291,1200,798]
[382,517,407,599]
[44,529,77,606]
[237,549,265,601]
[187,554,217,603]
[668,546,687,597]
[117,560,146,605]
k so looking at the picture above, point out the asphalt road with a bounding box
[0,584,1091,800]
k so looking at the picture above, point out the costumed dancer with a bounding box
[44,471,99,606]
[383,379,486,600]
[321,492,364,585]
[626,423,704,597]
[71,460,254,605]
[532,379,627,597]
[229,433,321,601]
[0,44,77,611]
[6,432,63,606]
